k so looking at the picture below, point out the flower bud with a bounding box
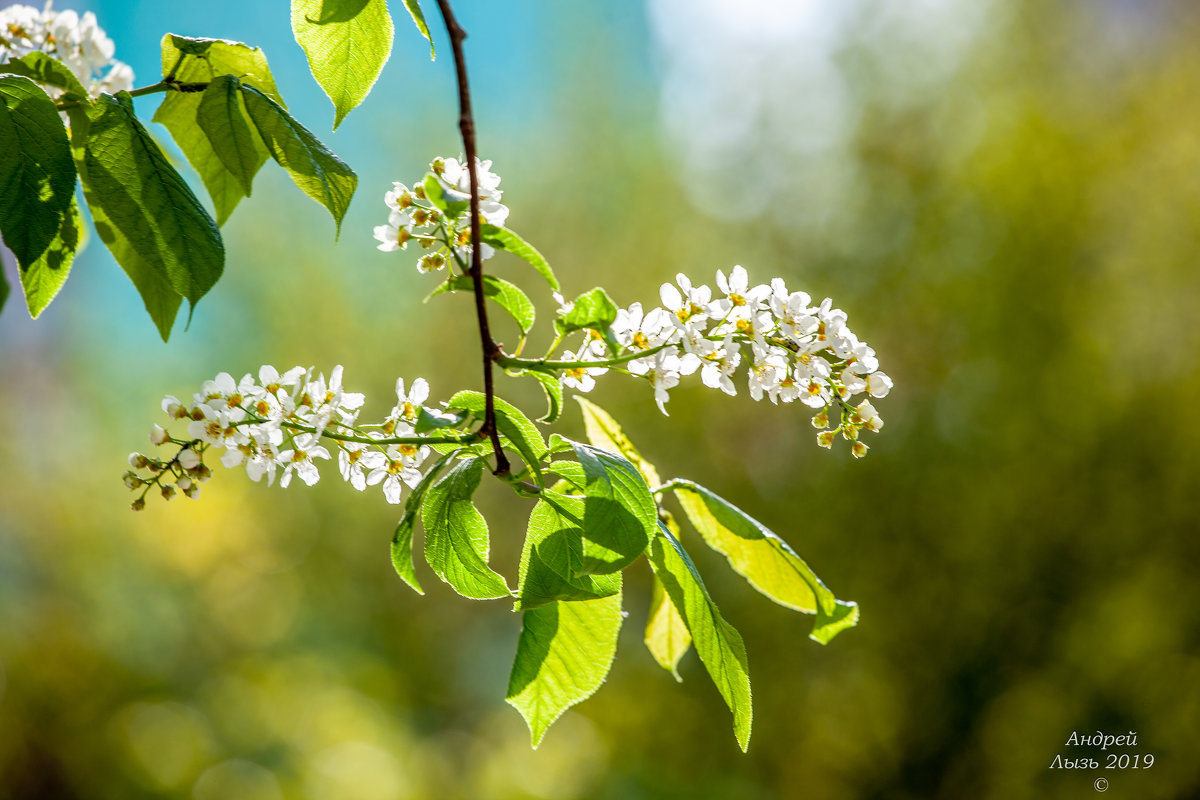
[851,440,870,459]
[123,471,141,490]
[160,484,176,501]
[811,411,829,429]
[130,498,146,512]
[178,448,201,470]
[191,464,213,483]
[817,430,836,449]
[129,452,149,468]
[150,424,168,446]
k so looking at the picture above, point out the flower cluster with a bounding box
[373,156,509,273]
[564,266,892,455]
[124,366,462,509]
[0,2,134,99]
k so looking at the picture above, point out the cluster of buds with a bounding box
[0,2,134,99]
[124,424,212,510]
[372,156,509,273]
[564,266,892,455]
[124,366,464,508]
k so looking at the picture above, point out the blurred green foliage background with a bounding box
[2,0,1199,797]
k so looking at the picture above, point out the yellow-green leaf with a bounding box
[291,0,394,129]
[506,590,623,747]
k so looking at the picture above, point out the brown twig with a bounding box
[434,0,510,475]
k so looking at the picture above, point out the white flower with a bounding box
[365,444,427,504]
[558,348,608,393]
[149,424,168,446]
[277,436,331,488]
[373,209,413,252]
[715,265,770,320]
[699,337,741,396]
[387,377,430,429]
[338,443,373,491]
[659,273,714,326]
[438,157,509,226]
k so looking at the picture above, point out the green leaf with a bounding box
[391,449,460,594]
[646,572,691,681]
[291,0,394,129]
[420,455,510,599]
[507,590,623,748]
[421,172,468,216]
[399,0,434,59]
[2,53,90,103]
[413,406,468,434]
[671,480,859,645]
[555,287,618,337]
[647,523,752,751]
[515,490,621,610]
[19,194,81,318]
[480,224,558,291]
[574,396,661,488]
[196,76,266,198]
[432,274,535,334]
[160,35,284,103]
[81,92,224,316]
[527,367,563,423]
[240,84,357,234]
[0,75,77,274]
[446,390,547,477]
[566,440,655,575]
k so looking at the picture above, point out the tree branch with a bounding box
[434,0,510,475]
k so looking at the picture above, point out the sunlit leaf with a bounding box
[644,513,691,680]
[390,449,461,594]
[446,390,546,477]
[506,590,623,747]
[291,0,394,129]
[0,76,77,275]
[2,53,89,103]
[566,439,655,575]
[671,479,859,644]
[240,84,357,234]
[196,76,266,198]
[19,195,81,318]
[432,273,535,334]
[647,522,752,751]
[555,287,618,339]
[80,92,223,327]
[480,224,558,291]
[574,396,661,487]
[399,0,434,59]
[515,489,621,610]
[420,455,510,599]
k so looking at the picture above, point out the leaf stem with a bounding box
[434,0,510,476]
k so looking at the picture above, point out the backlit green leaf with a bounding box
[574,396,661,487]
[480,224,558,291]
[647,522,752,751]
[81,92,224,319]
[160,35,284,103]
[2,53,89,103]
[391,449,460,594]
[241,84,357,233]
[433,273,535,333]
[555,287,617,338]
[671,479,859,644]
[566,440,655,575]
[447,390,546,477]
[644,513,691,680]
[19,195,81,318]
[506,590,623,748]
[515,490,621,610]
[421,455,510,599]
[291,0,394,129]
[0,75,77,274]
[526,367,563,423]
[422,172,468,216]
[196,76,266,197]
[399,0,434,59]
